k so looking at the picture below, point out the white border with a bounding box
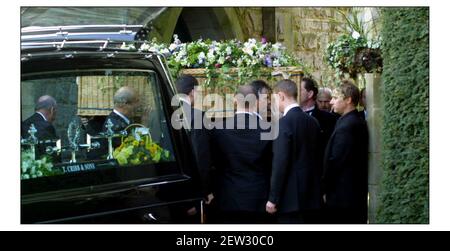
[2,0,447,230]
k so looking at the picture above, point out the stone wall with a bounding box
[235,7,349,87]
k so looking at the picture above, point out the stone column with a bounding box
[365,73,383,223]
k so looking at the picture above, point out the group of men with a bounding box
[176,74,369,224]
[21,75,368,224]
[21,86,142,159]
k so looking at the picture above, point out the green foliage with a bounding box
[377,8,429,223]
[21,150,61,180]
[326,8,383,83]
[326,34,369,78]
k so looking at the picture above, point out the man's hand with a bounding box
[204,193,214,205]
[266,201,277,214]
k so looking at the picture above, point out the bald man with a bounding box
[102,86,140,133]
[21,95,58,140]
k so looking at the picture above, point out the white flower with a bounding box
[161,48,170,55]
[273,59,281,67]
[207,49,215,60]
[226,46,232,55]
[169,43,178,51]
[198,52,206,65]
[218,56,225,64]
[243,47,254,56]
[352,31,361,39]
[140,43,150,51]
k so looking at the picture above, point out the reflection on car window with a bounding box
[21,70,176,180]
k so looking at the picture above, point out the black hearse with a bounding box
[20,23,203,223]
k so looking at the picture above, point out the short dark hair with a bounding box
[339,80,360,106]
[176,74,198,95]
[249,80,271,99]
[274,79,297,100]
[236,84,258,108]
[301,77,318,100]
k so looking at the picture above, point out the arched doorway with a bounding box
[173,7,244,42]
[151,7,245,43]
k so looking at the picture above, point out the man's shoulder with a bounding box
[23,113,50,128]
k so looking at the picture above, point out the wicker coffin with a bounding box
[179,67,304,117]
[77,75,154,117]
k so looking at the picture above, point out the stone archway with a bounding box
[150,7,245,43]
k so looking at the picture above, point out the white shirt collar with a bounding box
[283,103,300,116]
[36,112,47,121]
[302,105,315,113]
[113,109,130,125]
[179,96,191,106]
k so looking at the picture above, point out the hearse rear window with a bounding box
[21,70,177,188]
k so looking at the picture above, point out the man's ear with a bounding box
[307,90,314,100]
[345,97,353,105]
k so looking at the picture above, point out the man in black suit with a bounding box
[22,95,58,141]
[300,77,338,162]
[299,77,338,223]
[160,74,206,223]
[22,95,59,160]
[206,85,272,223]
[102,86,140,134]
[175,74,204,132]
[89,86,140,159]
[323,80,369,224]
[266,79,322,223]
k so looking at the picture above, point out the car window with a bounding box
[21,70,176,182]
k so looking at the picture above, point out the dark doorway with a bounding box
[173,7,235,43]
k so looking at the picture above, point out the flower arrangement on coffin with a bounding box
[122,35,307,91]
[113,126,171,166]
[21,150,61,180]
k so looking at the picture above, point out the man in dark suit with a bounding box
[300,77,338,165]
[22,95,59,160]
[205,85,272,223]
[88,86,139,160]
[266,79,322,223]
[22,95,58,141]
[102,86,140,134]
[323,80,369,224]
[159,74,207,223]
[299,77,338,223]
